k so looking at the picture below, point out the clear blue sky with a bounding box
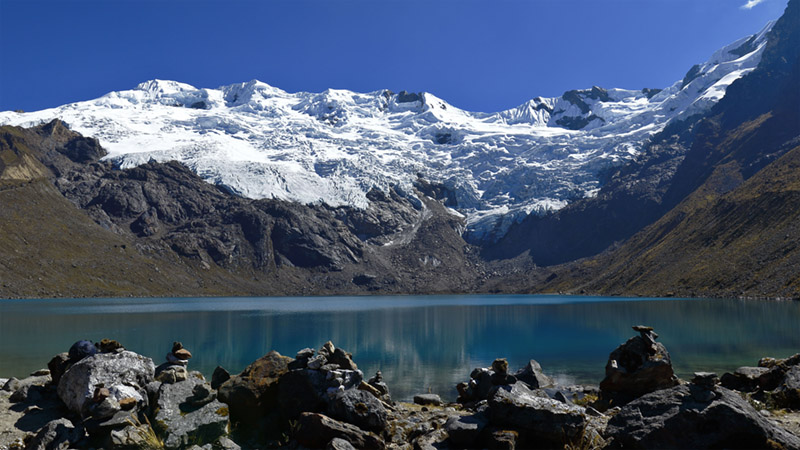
[0,0,788,113]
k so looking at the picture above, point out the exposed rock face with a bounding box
[216,350,291,426]
[604,384,800,449]
[487,383,586,445]
[771,364,800,409]
[295,412,385,450]
[599,326,678,405]
[445,413,488,447]
[56,350,154,417]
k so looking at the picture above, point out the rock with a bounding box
[277,368,327,418]
[490,358,516,386]
[167,352,189,366]
[308,354,327,370]
[327,437,357,450]
[174,348,192,361]
[319,341,336,358]
[68,340,97,362]
[758,366,786,391]
[26,418,84,450]
[297,348,316,359]
[599,326,678,405]
[211,366,230,390]
[57,350,154,417]
[30,369,50,377]
[47,352,70,386]
[605,384,800,449]
[691,371,719,389]
[513,359,554,389]
[119,397,137,410]
[152,376,230,449]
[770,364,800,409]
[367,371,390,402]
[488,382,586,445]
[328,389,388,433]
[413,394,442,406]
[295,412,384,449]
[720,366,769,392]
[155,363,188,383]
[98,338,124,353]
[109,423,159,449]
[357,381,381,399]
[217,350,291,426]
[93,386,111,403]
[445,413,487,446]
[328,348,358,371]
[482,427,519,450]
[91,396,120,420]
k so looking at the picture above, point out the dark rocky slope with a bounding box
[0,121,487,299]
[486,0,800,268]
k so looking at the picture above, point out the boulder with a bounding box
[328,348,358,371]
[328,389,388,433]
[445,413,488,446]
[152,376,230,449]
[720,366,769,392]
[487,382,586,445]
[413,394,442,406]
[57,350,154,417]
[769,364,800,409]
[108,423,160,449]
[217,350,291,426]
[514,359,553,389]
[295,412,384,449]
[605,384,800,449]
[211,366,230,390]
[277,368,327,418]
[26,418,84,450]
[599,326,678,404]
[155,363,189,384]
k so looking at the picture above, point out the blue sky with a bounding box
[0,0,788,113]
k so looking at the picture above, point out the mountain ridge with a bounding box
[0,20,772,242]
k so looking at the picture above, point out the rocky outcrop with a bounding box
[605,381,800,449]
[295,412,385,449]
[599,326,678,406]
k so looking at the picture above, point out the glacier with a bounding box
[0,21,773,241]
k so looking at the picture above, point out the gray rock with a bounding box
[47,353,70,386]
[488,383,586,445]
[599,327,678,403]
[307,354,327,370]
[296,412,384,449]
[514,359,555,389]
[152,376,230,449]
[445,413,487,446]
[413,394,442,406]
[605,384,800,449]
[26,418,83,450]
[91,396,120,420]
[57,350,154,417]
[327,437,357,450]
[108,423,159,449]
[3,374,51,396]
[770,364,800,409]
[328,389,388,433]
[367,371,391,402]
[720,366,769,392]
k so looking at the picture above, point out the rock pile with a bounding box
[598,325,679,406]
[1,330,799,449]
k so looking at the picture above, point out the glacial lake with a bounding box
[1,295,799,401]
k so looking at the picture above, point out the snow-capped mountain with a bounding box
[0,21,773,241]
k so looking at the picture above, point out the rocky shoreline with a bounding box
[1,327,799,450]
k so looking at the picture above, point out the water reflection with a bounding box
[1,296,798,401]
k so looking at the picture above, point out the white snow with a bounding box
[0,22,772,241]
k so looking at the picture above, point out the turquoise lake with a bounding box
[1,295,799,401]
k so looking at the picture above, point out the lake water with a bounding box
[1,295,799,401]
